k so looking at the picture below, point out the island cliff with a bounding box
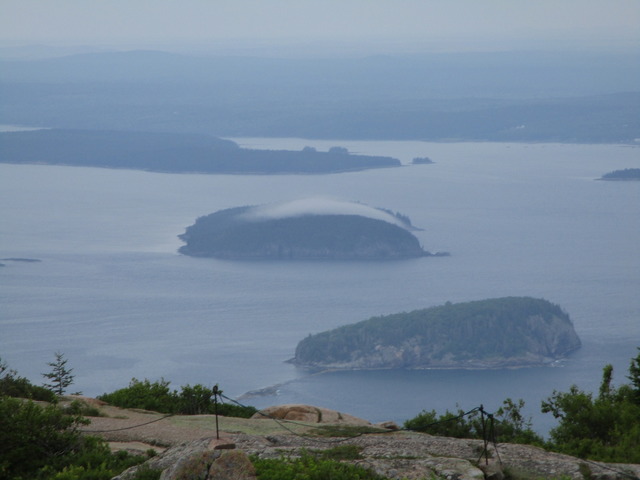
[293,297,581,370]
[178,201,434,260]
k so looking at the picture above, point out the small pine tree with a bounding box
[42,352,76,396]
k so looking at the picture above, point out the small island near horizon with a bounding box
[178,199,443,260]
[598,168,640,181]
[292,297,581,370]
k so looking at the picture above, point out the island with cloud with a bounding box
[178,199,441,260]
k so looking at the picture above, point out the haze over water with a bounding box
[1,139,638,435]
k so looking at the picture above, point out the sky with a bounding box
[1,0,639,55]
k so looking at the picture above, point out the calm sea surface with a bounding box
[1,139,639,436]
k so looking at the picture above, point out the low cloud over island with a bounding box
[239,197,413,230]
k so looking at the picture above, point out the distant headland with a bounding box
[599,168,640,181]
[178,199,442,260]
[0,129,400,174]
[292,297,581,370]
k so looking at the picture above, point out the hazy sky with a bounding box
[1,0,639,54]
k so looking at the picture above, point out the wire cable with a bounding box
[80,413,175,433]
[220,393,394,444]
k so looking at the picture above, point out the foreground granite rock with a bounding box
[113,431,640,480]
[95,400,637,480]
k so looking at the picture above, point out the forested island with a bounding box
[178,201,436,260]
[293,297,581,370]
[0,129,400,174]
[599,168,640,180]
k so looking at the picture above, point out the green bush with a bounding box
[0,396,88,478]
[309,425,387,437]
[0,357,57,402]
[404,408,476,438]
[541,348,640,463]
[0,397,152,479]
[62,399,104,417]
[403,398,543,445]
[98,378,177,413]
[216,401,257,419]
[252,450,389,480]
[314,445,363,460]
[129,464,163,480]
[98,378,257,417]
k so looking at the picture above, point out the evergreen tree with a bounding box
[42,352,76,396]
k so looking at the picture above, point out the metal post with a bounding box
[480,405,488,465]
[212,384,220,439]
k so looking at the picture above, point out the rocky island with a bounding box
[599,168,640,181]
[293,297,581,370]
[178,199,437,260]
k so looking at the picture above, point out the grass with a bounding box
[308,424,389,438]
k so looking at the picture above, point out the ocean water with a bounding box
[1,139,639,436]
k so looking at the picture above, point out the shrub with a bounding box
[0,397,89,478]
[62,399,103,417]
[98,378,177,413]
[129,464,162,480]
[215,401,257,419]
[0,371,58,402]
[251,450,388,480]
[403,399,543,445]
[0,396,152,479]
[541,348,640,463]
[404,408,478,438]
[0,357,57,402]
[314,444,363,460]
[98,378,257,417]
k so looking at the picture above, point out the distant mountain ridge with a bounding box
[293,297,581,370]
[1,49,638,142]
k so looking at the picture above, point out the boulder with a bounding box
[113,436,253,480]
[251,404,372,425]
[160,449,255,480]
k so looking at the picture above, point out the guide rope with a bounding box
[80,413,175,433]
[220,392,387,444]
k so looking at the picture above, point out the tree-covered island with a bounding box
[178,200,439,260]
[0,129,401,174]
[293,297,581,370]
[599,168,640,181]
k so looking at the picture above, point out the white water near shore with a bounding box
[1,140,639,435]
